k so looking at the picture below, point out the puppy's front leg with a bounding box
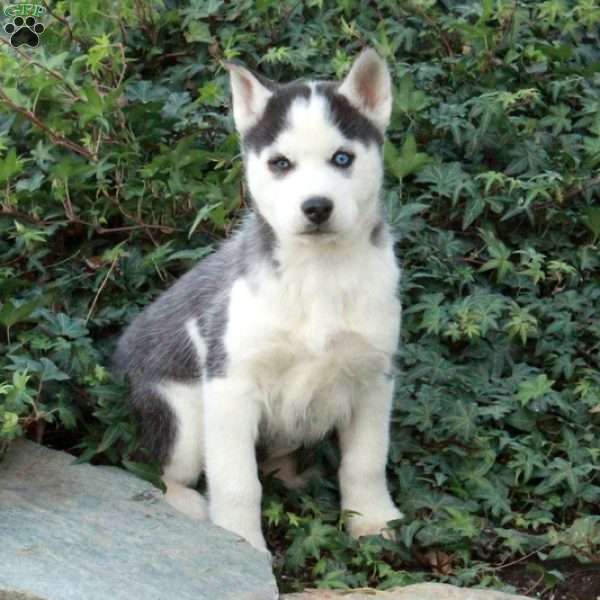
[338,376,402,539]
[204,378,266,552]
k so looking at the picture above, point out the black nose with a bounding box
[301,196,334,225]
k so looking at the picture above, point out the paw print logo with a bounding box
[4,15,45,48]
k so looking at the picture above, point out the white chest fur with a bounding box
[223,238,401,449]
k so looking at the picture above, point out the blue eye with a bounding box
[332,151,354,168]
[268,156,292,172]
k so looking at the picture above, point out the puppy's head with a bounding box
[225,49,392,245]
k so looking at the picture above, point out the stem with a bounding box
[0,88,96,160]
[0,38,82,100]
[85,257,118,324]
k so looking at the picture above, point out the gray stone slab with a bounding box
[0,440,277,600]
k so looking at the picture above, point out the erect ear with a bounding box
[337,48,392,133]
[223,61,273,136]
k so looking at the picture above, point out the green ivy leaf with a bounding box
[0,149,25,183]
[385,135,431,181]
[517,375,555,406]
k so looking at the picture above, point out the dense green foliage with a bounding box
[1,0,599,594]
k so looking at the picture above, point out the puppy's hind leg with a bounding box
[157,381,207,520]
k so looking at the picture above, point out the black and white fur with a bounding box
[113,48,402,551]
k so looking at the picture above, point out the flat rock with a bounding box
[0,440,277,600]
[282,583,532,600]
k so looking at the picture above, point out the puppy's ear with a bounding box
[337,48,392,133]
[224,61,273,136]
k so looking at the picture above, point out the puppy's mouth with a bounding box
[300,224,335,236]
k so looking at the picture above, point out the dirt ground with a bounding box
[501,559,600,600]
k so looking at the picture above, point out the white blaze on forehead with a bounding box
[271,87,348,159]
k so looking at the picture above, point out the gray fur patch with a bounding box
[370,221,385,247]
[316,82,383,147]
[131,385,177,465]
[112,211,278,464]
[243,82,311,152]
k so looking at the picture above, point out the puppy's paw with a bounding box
[164,482,208,520]
[347,507,403,540]
[210,512,269,554]
[230,527,271,556]
[227,526,268,553]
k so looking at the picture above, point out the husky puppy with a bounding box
[113,48,402,552]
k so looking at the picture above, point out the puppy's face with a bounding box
[226,50,392,245]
